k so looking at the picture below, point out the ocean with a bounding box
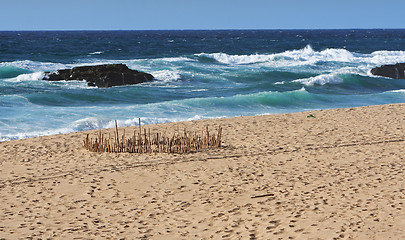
[1,29,405,141]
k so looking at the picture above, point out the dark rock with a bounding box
[371,63,405,79]
[43,64,154,88]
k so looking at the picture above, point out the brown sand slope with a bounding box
[1,103,405,239]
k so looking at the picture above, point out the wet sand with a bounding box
[1,103,405,239]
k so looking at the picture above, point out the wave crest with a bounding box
[197,45,355,66]
[151,70,181,82]
[5,72,45,82]
[196,52,271,65]
[294,74,344,86]
[368,50,405,65]
[197,45,405,67]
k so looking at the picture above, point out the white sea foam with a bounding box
[6,73,93,89]
[72,117,111,131]
[296,87,308,92]
[156,57,194,62]
[272,45,355,64]
[189,89,208,92]
[0,60,68,72]
[388,89,405,93]
[197,45,355,66]
[122,115,205,127]
[197,45,405,68]
[89,51,104,55]
[367,50,405,65]
[197,52,271,65]
[1,115,203,141]
[58,80,95,89]
[5,72,45,82]
[71,115,206,133]
[0,127,72,142]
[293,74,344,86]
[151,70,181,82]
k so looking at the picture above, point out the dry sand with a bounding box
[1,103,405,239]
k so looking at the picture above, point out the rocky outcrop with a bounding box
[371,63,405,79]
[43,64,154,88]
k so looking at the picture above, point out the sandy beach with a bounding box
[1,103,405,239]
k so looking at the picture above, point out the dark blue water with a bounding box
[1,30,405,141]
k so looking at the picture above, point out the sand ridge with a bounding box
[1,103,405,239]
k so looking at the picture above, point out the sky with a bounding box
[1,0,404,30]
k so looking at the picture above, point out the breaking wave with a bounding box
[293,74,344,86]
[197,45,405,67]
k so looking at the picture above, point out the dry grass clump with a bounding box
[83,119,222,154]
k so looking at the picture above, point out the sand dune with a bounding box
[1,103,405,239]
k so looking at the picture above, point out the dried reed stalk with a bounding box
[83,119,223,154]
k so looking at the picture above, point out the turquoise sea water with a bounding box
[1,30,405,141]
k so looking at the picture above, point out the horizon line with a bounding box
[1,28,405,32]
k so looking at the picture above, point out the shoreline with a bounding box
[0,102,400,144]
[1,103,405,239]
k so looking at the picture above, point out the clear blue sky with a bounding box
[1,0,404,30]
